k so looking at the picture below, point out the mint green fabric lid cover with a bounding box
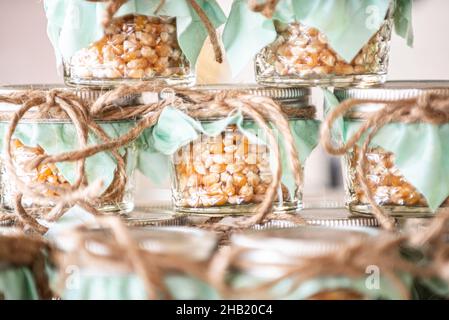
[44,0,226,67]
[223,0,413,76]
[324,81,449,212]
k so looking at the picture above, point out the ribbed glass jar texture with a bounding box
[64,15,195,87]
[255,18,392,87]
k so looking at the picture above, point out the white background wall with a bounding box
[0,0,448,203]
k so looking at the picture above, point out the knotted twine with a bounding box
[51,217,214,300]
[56,215,448,300]
[0,232,53,299]
[0,90,133,234]
[207,229,445,300]
[87,0,224,63]
[321,92,449,232]
[0,84,312,235]
[52,212,449,300]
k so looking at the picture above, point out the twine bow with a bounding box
[0,89,132,234]
[87,0,224,63]
[321,92,449,233]
[208,231,438,300]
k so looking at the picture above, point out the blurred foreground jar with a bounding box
[0,85,137,214]
[328,82,449,218]
[221,227,407,300]
[50,225,218,300]
[0,227,52,300]
[44,0,226,88]
[169,86,319,215]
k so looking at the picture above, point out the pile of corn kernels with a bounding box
[68,15,190,80]
[173,126,291,208]
[0,140,70,209]
[346,147,449,208]
[256,20,392,79]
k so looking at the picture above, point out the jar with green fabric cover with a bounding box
[220,226,410,300]
[327,81,449,218]
[0,85,138,215]
[166,85,319,215]
[222,0,412,88]
[255,12,393,87]
[44,0,226,88]
[50,225,219,300]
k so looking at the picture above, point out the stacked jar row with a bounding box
[3,82,449,220]
[57,7,396,88]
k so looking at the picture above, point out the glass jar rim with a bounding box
[0,84,107,104]
[192,84,311,105]
[0,84,134,122]
[334,81,449,118]
[335,80,449,102]
[182,85,314,121]
[125,207,188,227]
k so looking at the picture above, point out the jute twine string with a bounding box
[87,0,224,63]
[248,0,279,18]
[25,84,311,230]
[0,234,52,299]
[207,232,438,300]
[52,213,449,300]
[0,89,134,233]
[1,90,93,233]
[321,93,449,231]
[53,217,213,300]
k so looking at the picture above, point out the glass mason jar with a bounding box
[227,227,383,300]
[255,13,393,87]
[64,14,195,87]
[170,85,313,215]
[0,85,137,215]
[50,226,218,300]
[334,82,449,218]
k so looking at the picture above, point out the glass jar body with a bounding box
[343,145,446,218]
[255,18,393,87]
[63,15,195,87]
[170,125,303,215]
[0,137,136,215]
